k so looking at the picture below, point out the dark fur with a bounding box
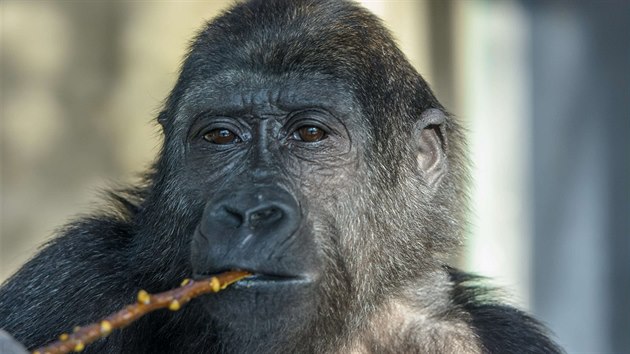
[0,0,562,353]
[449,269,563,354]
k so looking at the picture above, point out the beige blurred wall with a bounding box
[1,1,229,281]
[0,1,433,282]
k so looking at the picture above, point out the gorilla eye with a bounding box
[203,128,239,145]
[294,126,327,142]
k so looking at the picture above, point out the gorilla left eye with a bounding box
[203,128,240,145]
[293,126,327,142]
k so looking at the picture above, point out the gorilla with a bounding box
[0,0,562,353]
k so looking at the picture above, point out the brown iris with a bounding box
[296,126,326,142]
[203,129,238,144]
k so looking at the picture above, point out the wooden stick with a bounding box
[31,270,251,354]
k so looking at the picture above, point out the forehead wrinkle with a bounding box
[174,70,363,127]
[175,70,252,124]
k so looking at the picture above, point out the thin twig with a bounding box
[31,270,251,354]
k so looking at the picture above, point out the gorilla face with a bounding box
[180,75,363,347]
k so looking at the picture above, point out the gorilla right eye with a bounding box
[203,128,239,145]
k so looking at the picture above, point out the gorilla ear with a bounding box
[414,109,448,191]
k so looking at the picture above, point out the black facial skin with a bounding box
[0,1,563,353]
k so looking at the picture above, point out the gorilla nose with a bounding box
[201,189,300,239]
[221,203,285,229]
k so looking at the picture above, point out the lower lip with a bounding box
[232,274,310,288]
[192,273,310,288]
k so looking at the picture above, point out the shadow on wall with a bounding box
[527,1,630,353]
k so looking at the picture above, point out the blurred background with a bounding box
[1,0,628,352]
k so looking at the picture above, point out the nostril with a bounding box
[251,207,279,221]
[216,206,243,229]
[248,206,283,228]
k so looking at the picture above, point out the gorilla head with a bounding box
[134,0,467,351]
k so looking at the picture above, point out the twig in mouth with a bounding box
[31,270,251,354]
